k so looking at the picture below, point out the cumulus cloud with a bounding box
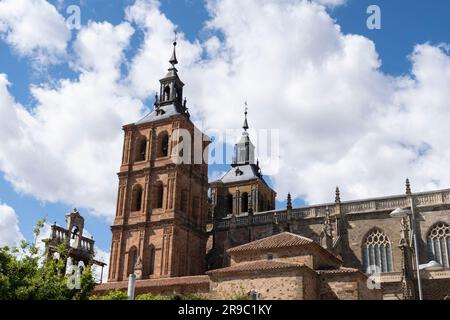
[0,20,142,217]
[0,0,71,65]
[0,203,24,247]
[127,0,450,204]
[1,0,450,222]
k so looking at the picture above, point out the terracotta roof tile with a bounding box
[207,260,308,276]
[316,267,361,275]
[227,232,314,254]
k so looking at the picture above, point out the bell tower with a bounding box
[108,39,209,282]
[209,106,276,268]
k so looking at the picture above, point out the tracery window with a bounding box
[363,229,393,273]
[427,223,450,268]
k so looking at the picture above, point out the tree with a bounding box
[0,218,96,300]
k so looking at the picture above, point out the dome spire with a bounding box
[243,101,249,131]
[169,30,178,68]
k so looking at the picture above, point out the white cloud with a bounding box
[314,0,346,7]
[126,0,450,204]
[92,247,110,283]
[0,203,24,247]
[0,0,71,65]
[0,20,142,218]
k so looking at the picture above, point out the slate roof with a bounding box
[316,267,363,275]
[227,232,314,254]
[215,164,262,184]
[206,260,308,276]
[135,103,187,125]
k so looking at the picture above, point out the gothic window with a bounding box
[363,229,393,273]
[157,132,169,157]
[241,192,249,213]
[427,223,450,268]
[149,245,155,275]
[131,185,143,212]
[128,246,137,275]
[164,85,170,101]
[153,182,164,209]
[135,137,147,162]
[227,194,233,214]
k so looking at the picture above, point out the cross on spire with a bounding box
[243,101,249,131]
[169,30,178,67]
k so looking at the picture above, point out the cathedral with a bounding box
[97,41,450,300]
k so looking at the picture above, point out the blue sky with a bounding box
[1,0,450,263]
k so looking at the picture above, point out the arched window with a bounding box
[363,229,393,273]
[131,185,143,212]
[174,85,179,100]
[128,246,137,275]
[153,182,164,209]
[157,132,169,158]
[164,85,170,101]
[427,223,450,268]
[241,192,249,213]
[227,194,233,214]
[149,245,155,275]
[135,137,147,162]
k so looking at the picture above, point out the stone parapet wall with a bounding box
[94,275,210,296]
[216,188,450,230]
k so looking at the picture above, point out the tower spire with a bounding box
[243,101,249,131]
[169,31,178,68]
[234,101,255,166]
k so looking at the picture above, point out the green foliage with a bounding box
[90,291,207,300]
[136,293,174,300]
[226,286,250,300]
[228,293,250,300]
[136,292,206,300]
[90,289,128,300]
[0,218,96,300]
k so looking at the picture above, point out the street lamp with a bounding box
[389,206,423,300]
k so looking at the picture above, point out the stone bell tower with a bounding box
[208,107,276,269]
[108,39,210,282]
